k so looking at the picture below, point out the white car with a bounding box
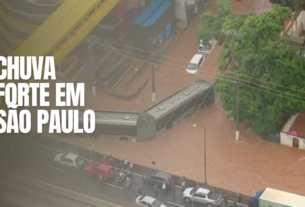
[135,196,166,207]
[186,54,205,74]
[183,187,222,207]
[54,152,83,170]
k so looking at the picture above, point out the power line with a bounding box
[94,41,305,110]
[3,0,302,98]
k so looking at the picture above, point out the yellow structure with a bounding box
[1,0,120,111]
[13,0,119,65]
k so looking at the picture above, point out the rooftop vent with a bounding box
[124,116,130,120]
[158,106,166,110]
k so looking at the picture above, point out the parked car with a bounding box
[186,54,205,74]
[198,39,217,55]
[183,187,222,207]
[143,170,173,189]
[135,195,167,207]
[85,162,115,180]
[54,152,83,170]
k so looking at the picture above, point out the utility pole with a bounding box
[231,34,240,141]
[151,39,156,102]
[151,64,156,102]
[203,124,207,185]
[235,76,240,141]
[223,29,242,141]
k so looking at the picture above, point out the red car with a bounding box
[85,162,115,180]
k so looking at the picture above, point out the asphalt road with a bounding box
[0,176,94,207]
[0,137,241,207]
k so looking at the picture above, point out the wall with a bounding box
[288,10,305,37]
[280,113,305,150]
[280,132,305,150]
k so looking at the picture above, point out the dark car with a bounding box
[143,170,173,189]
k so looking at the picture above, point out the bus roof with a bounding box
[260,188,305,207]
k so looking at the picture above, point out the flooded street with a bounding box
[59,0,305,196]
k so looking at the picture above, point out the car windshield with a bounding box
[152,199,162,207]
[108,168,114,174]
[199,46,210,51]
[75,156,82,165]
[190,188,197,194]
[60,153,67,159]
[188,63,198,70]
[92,163,98,169]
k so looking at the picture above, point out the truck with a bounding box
[248,187,305,207]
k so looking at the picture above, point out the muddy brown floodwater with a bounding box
[50,0,305,197]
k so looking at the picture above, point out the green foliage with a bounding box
[197,0,232,45]
[217,5,305,135]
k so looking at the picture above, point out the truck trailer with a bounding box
[249,187,305,207]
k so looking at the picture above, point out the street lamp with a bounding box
[193,123,207,185]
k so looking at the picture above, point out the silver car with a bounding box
[183,187,222,207]
[135,196,166,207]
[54,152,83,170]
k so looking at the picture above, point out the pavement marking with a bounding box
[20,142,32,152]
[32,143,62,152]
[106,183,123,189]
[47,165,64,171]
[174,185,182,189]
[167,201,184,207]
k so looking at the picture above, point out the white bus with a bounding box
[259,188,305,207]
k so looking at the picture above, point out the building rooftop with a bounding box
[288,111,305,138]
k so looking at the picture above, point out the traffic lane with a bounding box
[3,142,138,203]
[13,143,186,207]
[20,142,61,166]
[0,176,98,207]
[0,141,219,207]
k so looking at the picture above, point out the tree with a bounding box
[197,0,232,44]
[217,5,305,136]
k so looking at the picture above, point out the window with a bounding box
[60,153,68,159]
[152,200,162,207]
[63,159,73,163]
[193,194,206,198]
[198,57,203,66]
[95,169,104,174]
[75,156,82,165]
[188,63,198,70]
[107,168,114,174]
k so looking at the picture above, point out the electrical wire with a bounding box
[93,41,305,115]
[3,0,301,98]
